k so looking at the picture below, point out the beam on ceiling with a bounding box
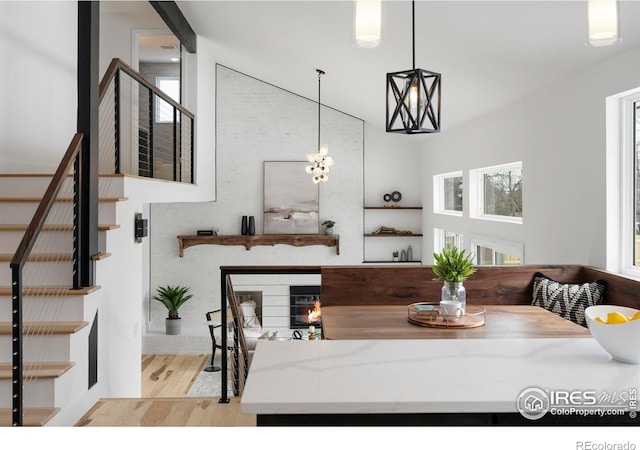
[149,1,196,53]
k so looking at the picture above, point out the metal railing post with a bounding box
[173,106,178,182]
[114,69,121,174]
[190,115,194,184]
[148,86,154,179]
[10,267,23,426]
[219,271,229,404]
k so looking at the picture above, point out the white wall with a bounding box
[146,65,365,352]
[421,45,640,268]
[364,129,423,262]
[0,1,77,173]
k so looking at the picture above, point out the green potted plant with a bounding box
[322,220,335,235]
[153,285,193,335]
[432,246,476,317]
[392,250,399,262]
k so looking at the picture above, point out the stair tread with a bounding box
[0,196,127,202]
[0,224,119,231]
[0,285,101,296]
[0,407,60,426]
[0,252,110,262]
[0,321,89,335]
[0,361,75,379]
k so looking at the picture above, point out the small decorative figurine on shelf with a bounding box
[382,191,402,207]
[322,220,335,235]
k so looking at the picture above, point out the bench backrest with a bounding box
[320,264,614,307]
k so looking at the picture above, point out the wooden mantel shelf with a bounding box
[178,234,339,257]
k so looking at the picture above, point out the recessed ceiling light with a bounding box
[170,57,179,62]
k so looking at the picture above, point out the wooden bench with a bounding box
[320,264,640,309]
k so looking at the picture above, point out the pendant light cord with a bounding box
[412,0,415,70]
[316,68,325,150]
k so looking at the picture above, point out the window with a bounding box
[156,77,180,123]
[434,228,463,254]
[470,235,523,266]
[470,162,523,223]
[634,99,640,267]
[614,88,640,276]
[474,245,521,265]
[433,171,463,215]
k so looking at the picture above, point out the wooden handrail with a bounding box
[98,57,194,119]
[10,133,83,268]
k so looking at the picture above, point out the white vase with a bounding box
[324,227,333,235]
[440,281,466,317]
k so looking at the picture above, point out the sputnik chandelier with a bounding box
[305,69,334,183]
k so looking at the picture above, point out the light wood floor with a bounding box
[75,354,256,427]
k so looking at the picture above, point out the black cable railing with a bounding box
[98,58,194,183]
[219,266,322,404]
[9,134,84,426]
[9,57,196,426]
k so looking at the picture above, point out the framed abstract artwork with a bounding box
[263,161,319,234]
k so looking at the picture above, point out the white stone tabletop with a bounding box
[240,338,640,415]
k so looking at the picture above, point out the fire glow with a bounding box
[307,300,321,323]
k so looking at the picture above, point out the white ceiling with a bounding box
[172,0,640,134]
[138,34,180,63]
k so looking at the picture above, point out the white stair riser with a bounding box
[0,378,55,408]
[0,334,71,363]
[0,230,108,253]
[0,363,81,409]
[0,202,116,225]
[0,177,123,198]
[0,260,73,285]
[0,295,86,322]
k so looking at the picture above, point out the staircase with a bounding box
[0,173,124,426]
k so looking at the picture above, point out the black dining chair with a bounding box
[205,310,223,372]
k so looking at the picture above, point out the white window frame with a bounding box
[433,170,463,216]
[469,161,523,224]
[616,90,640,278]
[434,228,464,255]
[469,234,524,266]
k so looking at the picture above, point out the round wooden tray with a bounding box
[407,302,486,328]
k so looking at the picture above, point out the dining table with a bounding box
[320,304,592,340]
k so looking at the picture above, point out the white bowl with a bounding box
[585,305,640,364]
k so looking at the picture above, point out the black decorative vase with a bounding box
[248,216,256,235]
[241,216,248,235]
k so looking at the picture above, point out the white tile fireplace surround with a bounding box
[241,338,640,426]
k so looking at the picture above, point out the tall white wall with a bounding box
[421,45,640,268]
[0,1,77,173]
[146,65,366,351]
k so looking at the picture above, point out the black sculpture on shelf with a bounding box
[383,191,402,207]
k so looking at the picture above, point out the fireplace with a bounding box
[289,285,321,329]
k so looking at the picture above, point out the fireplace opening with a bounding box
[289,285,321,329]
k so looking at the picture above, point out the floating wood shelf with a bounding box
[364,206,423,210]
[178,234,340,257]
[364,233,423,237]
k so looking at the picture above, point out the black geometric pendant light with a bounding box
[386,1,441,134]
